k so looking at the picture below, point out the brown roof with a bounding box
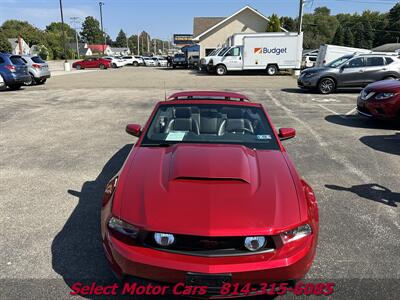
[193,17,225,37]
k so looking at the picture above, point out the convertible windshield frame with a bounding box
[139,103,280,150]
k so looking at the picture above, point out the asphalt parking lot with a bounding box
[1,67,399,299]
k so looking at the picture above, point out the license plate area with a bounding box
[186,273,232,288]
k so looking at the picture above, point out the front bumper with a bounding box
[103,230,317,290]
[357,95,400,120]
[297,74,319,88]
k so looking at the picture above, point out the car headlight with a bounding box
[375,92,396,100]
[244,236,266,251]
[108,217,140,239]
[280,224,312,244]
[102,176,118,207]
[154,233,175,246]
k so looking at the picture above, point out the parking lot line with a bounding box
[317,104,346,119]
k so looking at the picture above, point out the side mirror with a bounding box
[126,124,142,137]
[278,128,296,141]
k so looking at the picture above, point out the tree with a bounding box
[332,25,345,46]
[353,22,365,48]
[382,3,400,43]
[267,14,281,32]
[280,16,297,32]
[1,20,44,46]
[0,33,12,52]
[80,16,103,44]
[343,28,355,47]
[362,20,374,49]
[115,29,127,47]
[128,34,138,55]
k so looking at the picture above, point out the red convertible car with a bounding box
[101,91,319,297]
[72,57,111,70]
[357,79,400,120]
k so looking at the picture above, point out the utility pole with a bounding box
[99,2,105,54]
[298,0,305,34]
[70,17,81,59]
[153,39,156,55]
[137,32,140,55]
[59,0,67,62]
[147,35,150,54]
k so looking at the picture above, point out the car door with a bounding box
[338,57,366,87]
[363,56,386,84]
[222,47,242,70]
[83,58,94,68]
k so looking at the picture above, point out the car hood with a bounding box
[365,79,400,93]
[114,144,301,236]
[301,66,328,74]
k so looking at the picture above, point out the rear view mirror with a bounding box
[126,124,142,137]
[278,128,296,141]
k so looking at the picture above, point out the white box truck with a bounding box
[315,44,372,66]
[206,32,303,76]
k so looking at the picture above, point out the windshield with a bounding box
[207,49,219,56]
[327,55,353,68]
[141,104,280,150]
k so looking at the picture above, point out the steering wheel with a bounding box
[227,128,254,134]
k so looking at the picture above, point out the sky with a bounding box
[0,0,398,40]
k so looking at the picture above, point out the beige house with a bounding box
[193,6,287,58]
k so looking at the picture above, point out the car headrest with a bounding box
[174,107,191,118]
[222,108,243,119]
[200,109,218,118]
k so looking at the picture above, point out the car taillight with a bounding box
[102,176,118,207]
[32,63,41,69]
[5,65,16,72]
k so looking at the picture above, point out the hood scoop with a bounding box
[168,144,255,185]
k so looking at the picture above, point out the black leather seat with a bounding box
[165,107,200,134]
[218,108,254,135]
[200,109,220,134]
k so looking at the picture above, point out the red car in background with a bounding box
[357,79,400,121]
[72,57,111,70]
[101,91,319,298]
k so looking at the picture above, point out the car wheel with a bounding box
[216,65,227,76]
[266,65,278,76]
[112,63,117,68]
[38,78,47,85]
[9,84,22,90]
[172,65,176,69]
[318,78,336,94]
[133,61,139,67]
[76,64,82,70]
[99,64,106,70]
[24,74,33,86]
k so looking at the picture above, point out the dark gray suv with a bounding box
[298,54,400,94]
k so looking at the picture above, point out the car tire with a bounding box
[99,64,106,70]
[172,65,176,69]
[216,65,227,76]
[112,63,117,68]
[133,61,139,67]
[9,84,22,90]
[266,65,278,76]
[29,74,37,86]
[38,78,47,85]
[76,64,82,70]
[318,78,336,94]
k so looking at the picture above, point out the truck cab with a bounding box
[206,46,243,75]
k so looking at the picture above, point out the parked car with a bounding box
[298,53,400,94]
[172,53,188,69]
[357,79,400,120]
[0,53,30,90]
[21,55,51,85]
[101,91,319,295]
[103,56,125,68]
[134,56,145,65]
[0,72,5,91]
[188,55,200,69]
[153,57,168,67]
[121,55,142,66]
[143,57,156,67]
[72,57,111,70]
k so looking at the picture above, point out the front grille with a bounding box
[357,105,370,114]
[143,233,275,257]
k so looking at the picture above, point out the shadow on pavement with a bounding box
[281,88,362,94]
[51,144,132,296]
[325,115,400,130]
[360,133,400,156]
[325,184,399,207]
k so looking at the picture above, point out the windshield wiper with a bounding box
[141,143,173,147]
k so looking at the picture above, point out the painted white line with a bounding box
[311,98,339,103]
[265,89,371,182]
[345,107,357,116]
[318,104,346,119]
